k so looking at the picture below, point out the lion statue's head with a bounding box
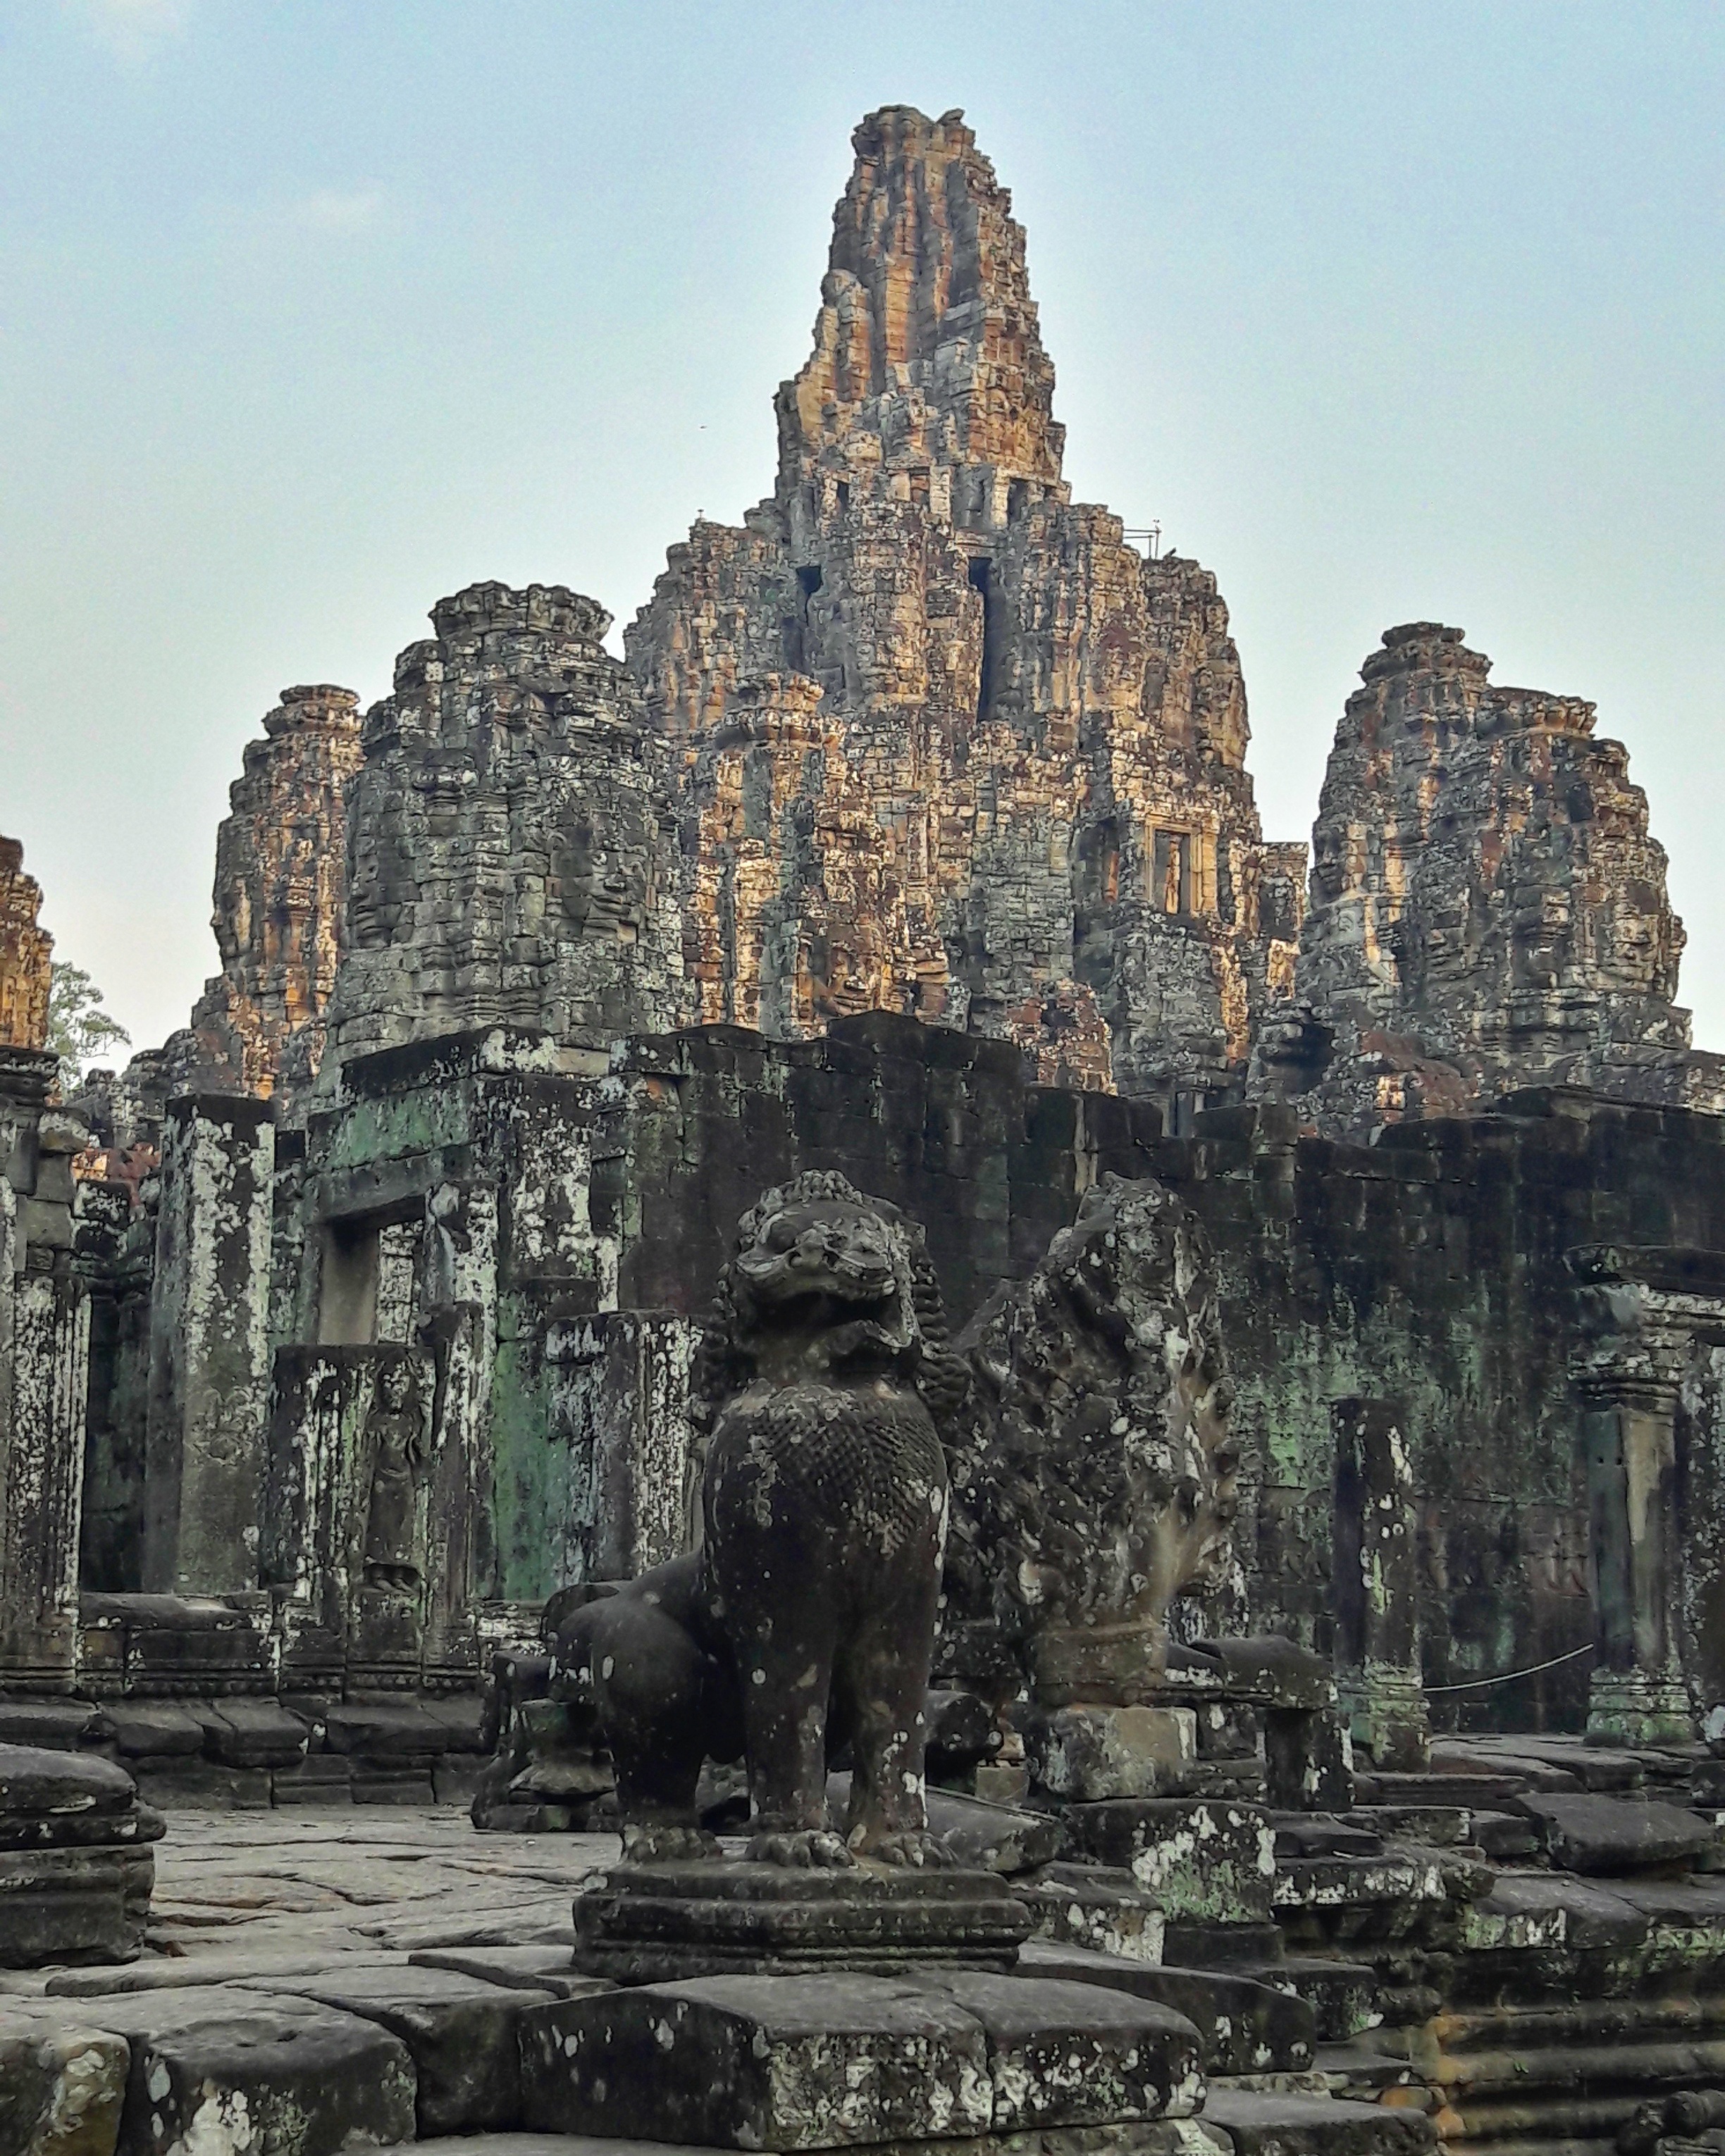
[944,1174,1239,1704]
[691,1170,966,1432]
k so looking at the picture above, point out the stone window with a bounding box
[1149,829,1218,917]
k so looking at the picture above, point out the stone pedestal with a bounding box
[0,1745,161,1967]
[573,1861,1033,1983]
[1332,1398,1430,1770]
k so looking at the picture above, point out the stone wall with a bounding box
[1154,1091,1725,1731]
[161,684,362,1104]
[1259,623,1725,1136]
[321,584,686,1074]
[627,106,1302,1113]
[0,836,52,1053]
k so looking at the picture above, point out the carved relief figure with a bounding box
[362,1360,426,1594]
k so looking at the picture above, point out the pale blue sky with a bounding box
[2,1,1721,1055]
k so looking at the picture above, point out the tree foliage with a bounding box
[47,962,130,1089]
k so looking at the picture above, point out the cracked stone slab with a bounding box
[902,1969,1206,2130]
[1016,1938,1316,2077]
[518,1971,996,2148]
[259,1962,557,2135]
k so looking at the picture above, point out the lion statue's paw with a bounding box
[862,1828,959,1870]
[747,1827,858,1869]
[621,1822,723,1865]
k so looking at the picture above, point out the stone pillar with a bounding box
[0,1053,94,1690]
[417,1180,498,1687]
[144,1095,275,1594]
[543,1311,700,1587]
[1577,1342,1695,1746]
[1332,1396,1430,1769]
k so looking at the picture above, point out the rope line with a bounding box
[1423,1642,1595,1694]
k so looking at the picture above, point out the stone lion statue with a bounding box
[943,1173,1240,1705]
[547,1170,967,1868]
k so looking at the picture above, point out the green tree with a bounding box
[47,962,130,1089]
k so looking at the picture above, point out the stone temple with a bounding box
[6,102,1725,2156]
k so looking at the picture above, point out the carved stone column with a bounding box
[0,1053,94,1690]
[1574,1324,1694,1746]
[1332,1396,1430,1770]
[143,1094,275,1594]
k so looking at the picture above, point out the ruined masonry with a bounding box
[5,100,1725,2156]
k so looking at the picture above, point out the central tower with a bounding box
[629,106,1302,1113]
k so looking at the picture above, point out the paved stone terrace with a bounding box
[2,1809,614,1991]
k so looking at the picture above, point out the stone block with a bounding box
[1202,2089,1436,2155]
[0,1745,135,1817]
[65,1987,417,2156]
[323,1700,448,1757]
[264,1963,548,2135]
[574,1860,1032,1982]
[1015,1938,1316,2076]
[0,1701,106,1752]
[1459,1871,1649,1954]
[200,1699,309,1767]
[1015,1704,1197,1800]
[0,1847,148,1968]
[132,1760,271,1811]
[351,1765,436,1805]
[0,2006,130,2156]
[1013,1861,1166,1962]
[0,1799,163,1853]
[1519,1792,1717,1874]
[519,1972,995,2148]
[1065,1799,1275,1922]
[269,1755,352,1805]
[907,1969,1205,2129]
[106,1704,204,1760]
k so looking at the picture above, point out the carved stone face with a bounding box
[734,1197,899,1318]
[375,1360,416,1413]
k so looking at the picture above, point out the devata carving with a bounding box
[550,1171,967,1866]
[944,1173,1240,1704]
[362,1361,426,1596]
